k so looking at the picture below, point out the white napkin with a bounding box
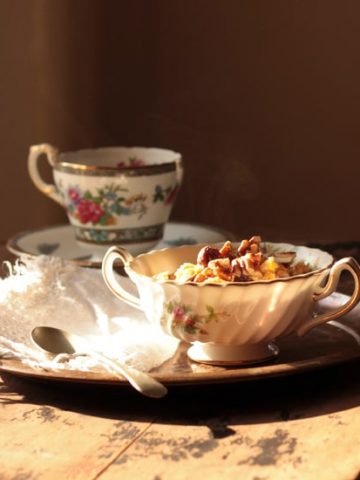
[0,255,179,373]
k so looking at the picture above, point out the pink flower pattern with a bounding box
[162,301,224,336]
[77,199,105,224]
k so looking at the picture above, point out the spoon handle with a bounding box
[89,350,168,399]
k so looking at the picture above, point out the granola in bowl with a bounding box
[154,236,311,284]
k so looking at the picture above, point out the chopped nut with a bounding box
[250,243,259,254]
[208,257,231,270]
[219,241,234,259]
[208,258,234,282]
[237,239,250,256]
[249,235,262,245]
[231,258,243,276]
[197,246,221,267]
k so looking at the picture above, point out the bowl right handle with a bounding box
[102,246,143,311]
[297,257,360,336]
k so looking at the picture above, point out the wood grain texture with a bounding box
[0,376,157,479]
[92,367,360,480]
[99,412,360,480]
[1,361,360,480]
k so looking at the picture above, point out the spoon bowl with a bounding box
[31,326,168,399]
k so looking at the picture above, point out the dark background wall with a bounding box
[1,0,360,244]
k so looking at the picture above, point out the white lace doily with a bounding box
[0,255,179,374]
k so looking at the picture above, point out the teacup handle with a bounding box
[175,157,184,186]
[28,143,63,206]
[297,257,360,336]
[102,246,143,311]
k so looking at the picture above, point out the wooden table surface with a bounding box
[1,244,360,480]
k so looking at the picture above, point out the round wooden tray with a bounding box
[1,294,360,388]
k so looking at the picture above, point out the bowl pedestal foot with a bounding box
[187,341,279,366]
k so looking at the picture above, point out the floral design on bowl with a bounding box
[161,301,227,337]
[102,242,360,366]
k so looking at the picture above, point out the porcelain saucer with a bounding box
[7,222,234,268]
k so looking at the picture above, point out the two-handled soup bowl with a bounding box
[102,242,360,365]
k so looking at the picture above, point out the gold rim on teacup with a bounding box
[29,144,182,179]
[28,144,183,253]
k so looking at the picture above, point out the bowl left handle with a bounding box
[102,246,143,311]
[297,257,360,336]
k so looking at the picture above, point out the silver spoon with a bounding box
[31,326,168,399]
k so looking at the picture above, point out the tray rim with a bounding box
[1,342,360,388]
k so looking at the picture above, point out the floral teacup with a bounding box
[28,144,183,255]
[102,242,360,365]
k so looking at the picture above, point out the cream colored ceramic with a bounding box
[102,242,360,365]
[28,144,183,255]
